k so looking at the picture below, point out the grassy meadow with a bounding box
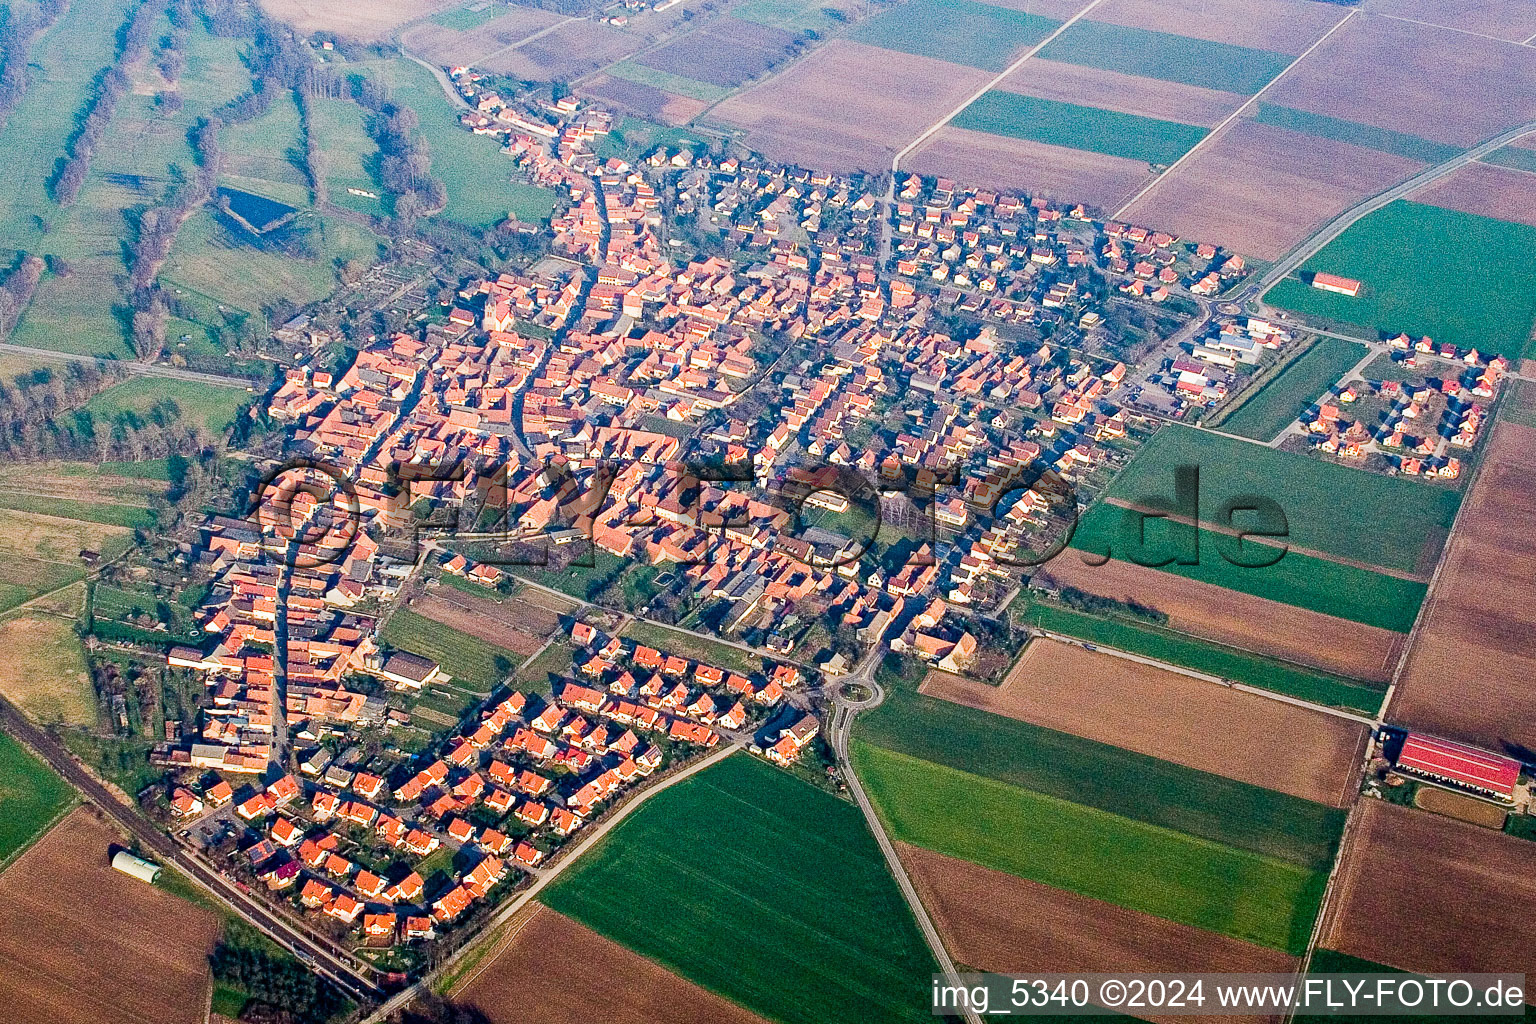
[1220,337,1369,441]
[0,731,76,867]
[544,753,938,1024]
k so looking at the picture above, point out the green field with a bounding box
[431,4,498,30]
[1099,423,1459,574]
[220,92,311,204]
[734,0,860,33]
[1484,145,1536,175]
[855,655,1347,866]
[1252,104,1460,164]
[380,608,523,691]
[309,96,388,216]
[1040,20,1291,94]
[0,492,155,528]
[854,0,1058,71]
[80,378,250,437]
[0,731,75,867]
[606,61,731,104]
[365,57,556,226]
[0,556,83,613]
[544,753,938,1024]
[1264,200,1536,359]
[1071,504,1426,632]
[854,743,1326,953]
[1220,337,1369,441]
[952,92,1206,165]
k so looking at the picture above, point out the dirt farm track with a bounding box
[1324,800,1536,994]
[0,808,221,1024]
[921,639,1366,806]
[900,844,1293,1024]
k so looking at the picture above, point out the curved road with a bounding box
[828,647,983,1024]
[0,342,260,390]
[0,697,382,1004]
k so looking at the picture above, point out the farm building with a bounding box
[1393,733,1521,801]
[1312,272,1363,297]
[111,850,163,884]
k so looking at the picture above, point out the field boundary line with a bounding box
[1373,12,1536,48]
[0,793,80,878]
[889,0,1109,173]
[1111,7,1357,219]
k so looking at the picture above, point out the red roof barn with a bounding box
[1395,733,1520,800]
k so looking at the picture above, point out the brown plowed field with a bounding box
[258,0,456,40]
[1265,15,1536,147]
[1122,118,1423,258]
[635,16,798,89]
[484,21,636,79]
[413,587,561,656]
[1362,0,1536,43]
[1389,423,1536,749]
[908,126,1151,213]
[1040,551,1404,681]
[1412,161,1536,228]
[920,638,1365,805]
[458,904,770,1024]
[998,58,1246,127]
[0,808,221,1024]
[900,844,1295,1024]
[709,40,992,172]
[401,7,563,66]
[579,74,707,124]
[1085,0,1346,54]
[1325,800,1536,993]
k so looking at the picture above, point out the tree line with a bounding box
[0,254,45,340]
[209,941,349,1024]
[52,0,163,206]
[0,0,67,132]
[354,77,448,229]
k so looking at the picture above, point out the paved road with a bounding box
[360,741,744,1024]
[0,696,382,1003]
[1240,118,1536,307]
[0,342,261,390]
[828,646,982,1024]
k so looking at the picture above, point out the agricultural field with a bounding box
[633,16,800,90]
[482,20,636,82]
[1389,422,1536,750]
[1219,337,1369,441]
[1121,118,1424,260]
[1009,592,1385,712]
[401,4,562,67]
[410,584,569,657]
[851,0,1058,71]
[1082,0,1346,54]
[0,732,74,868]
[853,742,1327,953]
[619,619,764,676]
[1413,785,1509,830]
[256,0,459,40]
[1037,20,1291,94]
[733,0,865,34]
[381,608,525,691]
[1098,423,1459,574]
[1036,551,1406,680]
[922,638,1366,805]
[543,753,939,1024]
[579,73,713,124]
[900,845,1296,1023]
[906,126,1152,211]
[997,60,1248,128]
[1362,0,1536,43]
[708,40,991,171]
[1249,104,1459,164]
[1264,201,1536,359]
[458,905,771,1024]
[856,656,1348,866]
[0,616,94,727]
[0,503,136,567]
[0,808,222,1024]
[1324,799,1536,993]
[951,92,1207,166]
[1409,160,1536,230]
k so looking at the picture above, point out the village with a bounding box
[103,78,1518,983]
